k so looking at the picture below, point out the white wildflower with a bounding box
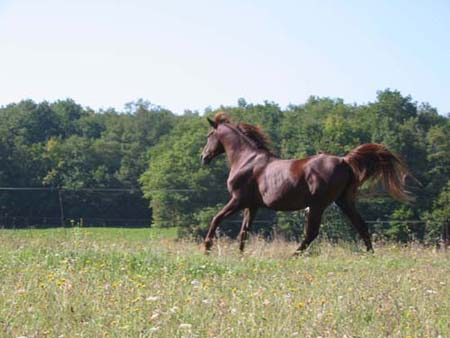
[179,323,192,329]
[146,296,160,302]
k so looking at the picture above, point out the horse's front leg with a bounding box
[204,197,240,253]
[239,208,257,252]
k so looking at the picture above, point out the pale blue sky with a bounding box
[0,0,449,114]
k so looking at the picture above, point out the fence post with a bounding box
[58,189,65,227]
[443,220,449,250]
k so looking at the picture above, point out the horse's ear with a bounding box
[207,117,217,129]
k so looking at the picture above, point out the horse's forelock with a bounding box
[214,112,231,124]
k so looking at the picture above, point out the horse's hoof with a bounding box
[203,246,211,255]
[204,240,213,254]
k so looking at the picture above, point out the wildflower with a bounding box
[179,323,192,330]
[296,302,305,309]
[191,280,201,288]
[56,278,66,286]
[149,313,159,321]
[64,280,73,291]
[146,296,160,302]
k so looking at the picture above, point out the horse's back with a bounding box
[302,154,349,178]
[258,154,352,210]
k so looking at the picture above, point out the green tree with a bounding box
[422,180,450,242]
[140,117,228,228]
[385,207,415,242]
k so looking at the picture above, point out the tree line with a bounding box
[1,90,449,242]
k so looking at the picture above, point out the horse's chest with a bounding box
[227,169,254,192]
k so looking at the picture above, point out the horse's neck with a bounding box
[231,150,258,170]
[220,125,272,167]
[226,145,275,174]
[222,137,254,167]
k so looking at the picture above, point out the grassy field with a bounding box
[0,228,448,338]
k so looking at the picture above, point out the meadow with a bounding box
[0,228,448,338]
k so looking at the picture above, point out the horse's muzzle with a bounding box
[201,154,212,165]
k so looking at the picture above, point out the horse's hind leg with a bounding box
[293,207,323,256]
[335,193,373,252]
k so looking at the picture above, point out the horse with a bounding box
[200,112,413,255]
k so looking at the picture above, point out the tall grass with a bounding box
[0,228,448,337]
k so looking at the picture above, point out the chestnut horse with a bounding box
[201,112,412,255]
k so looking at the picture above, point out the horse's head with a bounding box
[201,116,226,165]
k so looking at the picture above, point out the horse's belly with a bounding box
[261,186,308,211]
[257,160,309,211]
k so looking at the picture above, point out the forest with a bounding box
[0,89,449,242]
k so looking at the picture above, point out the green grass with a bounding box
[0,228,449,337]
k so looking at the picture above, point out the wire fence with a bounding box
[1,216,448,248]
[0,216,151,229]
[0,187,448,247]
[0,186,151,228]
